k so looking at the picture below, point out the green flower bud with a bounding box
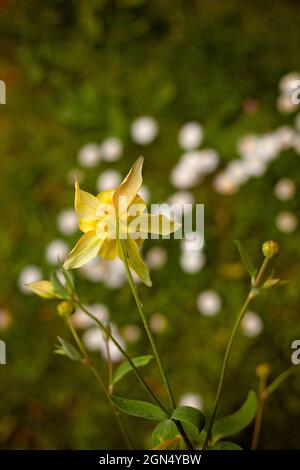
[262,240,280,258]
[57,300,75,317]
[256,363,271,380]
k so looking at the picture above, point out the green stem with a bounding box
[119,239,194,450]
[203,256,271,449]
[265,367,296,397]
[74,299,167,413]
[66,317,133,450]
[251,366,296,449]
[119,239,175,410]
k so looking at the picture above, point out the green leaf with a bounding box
[51,269,69,299]
[234,240,257,280]
[171,406,205,437]
[110,396,168,421]
[212,441,243,450]
[212,391,258,445]
[55,336,83,362]
[151,420,180,449]
[112,355,154,385]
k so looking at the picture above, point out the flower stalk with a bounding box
[203,252,273,449]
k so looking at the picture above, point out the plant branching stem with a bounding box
[203,256,271,449]
[119,239,194,450]
[66,317,133,450]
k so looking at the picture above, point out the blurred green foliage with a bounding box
[0,0,300,449]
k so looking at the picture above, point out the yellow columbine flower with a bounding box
[63,156,179,286]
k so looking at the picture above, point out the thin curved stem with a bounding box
[118,239,194,450]
[74,299,168,413]
[203,257,271,449]
[66,317,133,450]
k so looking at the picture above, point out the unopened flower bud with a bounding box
[256,363,271,380]
[57,300,75,317]
[262,240,280,258]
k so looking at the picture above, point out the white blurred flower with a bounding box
[279,72,300,95]
[276,211,298,233]
[274,178,296,201]
[72,304,109,329]
[225,160,249,184]
[104,258,126,289]
[80,257,107,282]
[96,170,121,191]
[131,116,158,144]
[256,134,280,161]
[149,313,167,334]
[276,94,297,114]
[181,233,204,252]
[237,135,259,159]
[168,191,194,207]
[170,164,200,189]
[100,137,123,162]
[243,158,267,177]
[275,126,296,148]
[197,290,222,317]
[180,251,206,273]
[139,185,151,203]
[18,265,42,294]
[83,324,124,362]
[122,324,141,343]
[213,173,239,195]
[178,122,203,150]
[180,149,219,174]
[45,239,69,265]
[77,143,101,167]
[57,208,78,236]
[241,311,263,337]
[179,393,204,410]
[146,247,167,270]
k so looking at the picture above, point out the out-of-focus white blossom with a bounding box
[276,211,298,233]
[146,247,167,270]
[19,266,42,294]
[57,208,78,236]
[149,313,168,334]
[178,122,203,150]
[100,137,123,162]
[45,239,69,265]
[213,173,239,195]
[179,393,204,410]
[241,311,263,337]
[96,170,121,191]
[274,178,296,201]
[122,324,141,343]
[72,304,109,329]
[139,185,151,204]
[78,143,101,167]
[180,251,206,273]
[131,116,158,144]
[197,290,222,317]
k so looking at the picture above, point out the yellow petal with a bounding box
[132,213,181,236]
[63,231,103,269]
[113,156,144,215]
[99,239,118,260]
[97,189,115,205]
[118,237,152,287]
[75,178,100,233]
[26,280,57,299]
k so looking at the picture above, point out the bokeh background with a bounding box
[1,0,300,450]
